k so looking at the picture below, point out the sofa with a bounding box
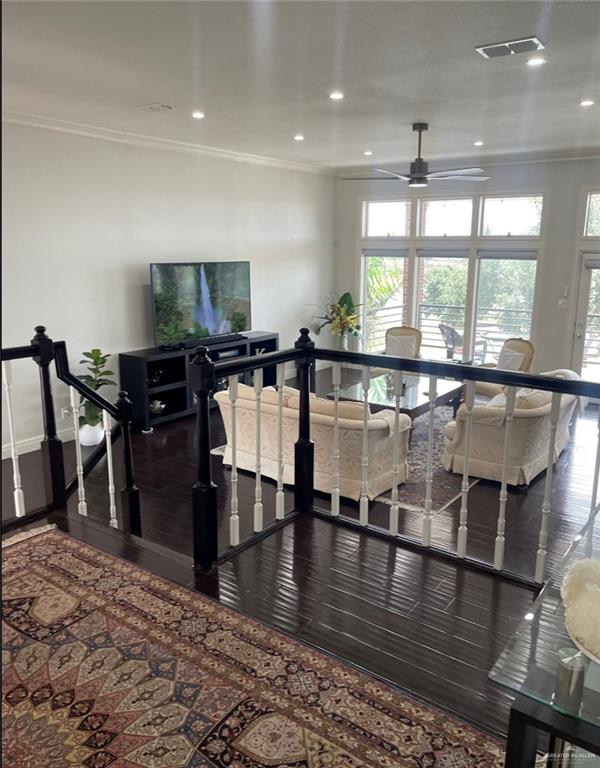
[214,384,411,501]
[442,369,580,486]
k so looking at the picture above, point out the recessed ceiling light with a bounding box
[294,134,305,142]
[527,56,546,67]
[364,150,373,156]
[473,141,484,147]
[329,90,344,101]
[191,110,205,120]
[580,99,595,107]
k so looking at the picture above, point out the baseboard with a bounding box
[2,426,75,460]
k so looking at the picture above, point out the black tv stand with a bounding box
[192,332,245,347]
[119,331,279,431]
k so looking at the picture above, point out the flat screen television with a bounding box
[150,261,251,345]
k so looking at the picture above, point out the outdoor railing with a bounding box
[365,302,533,361]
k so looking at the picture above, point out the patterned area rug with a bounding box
[2,530,503,767]
[376,406,478,513]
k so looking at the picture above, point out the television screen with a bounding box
[150,261,251,345]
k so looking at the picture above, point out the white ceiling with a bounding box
[3,1,600,171]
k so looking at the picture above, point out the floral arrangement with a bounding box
[314,292,361,337]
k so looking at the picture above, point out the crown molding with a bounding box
[334,146,600,177]
[2,111,332,176]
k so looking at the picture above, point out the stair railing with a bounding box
[2,326,141,534]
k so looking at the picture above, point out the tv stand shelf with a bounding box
[119,331,279,432]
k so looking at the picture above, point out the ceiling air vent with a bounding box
[476,37,544,60]
[134,103,178,112]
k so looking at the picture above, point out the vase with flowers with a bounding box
[314,292,361,350]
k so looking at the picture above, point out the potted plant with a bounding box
[78,348,116,446]
[314,292,361,350]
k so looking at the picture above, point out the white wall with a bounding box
[334,157,600,372]
[2,122,334,452]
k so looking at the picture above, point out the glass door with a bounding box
[573,255,600,382]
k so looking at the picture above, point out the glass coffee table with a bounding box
[490,517,600,765]
[327,372,464,419]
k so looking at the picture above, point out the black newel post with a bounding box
[294,328,315,514]
[31,326,66,509]
[116,391,142,537]
[188,347,218,572]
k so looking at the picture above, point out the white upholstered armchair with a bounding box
[475,337,535,398]
[442,370,580,485]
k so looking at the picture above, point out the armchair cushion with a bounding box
[496,347,524,371]
[386,334,418,358]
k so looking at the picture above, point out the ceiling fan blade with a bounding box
[341,176,408,181]
[430,175,491,181]
[373,168,410,180]
[427,167,486,178]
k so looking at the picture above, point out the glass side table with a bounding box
[489,516,600,766]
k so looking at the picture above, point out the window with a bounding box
[416,251,469,360]
[481,195,543,237]
[362,252,408,352]
[474,252,537,363]
[419,199,473,237]
[584,192,600,237]
[363,201,411,237]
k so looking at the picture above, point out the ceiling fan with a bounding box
[343,122,490,187]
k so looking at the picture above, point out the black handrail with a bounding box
[209,339,600,400]
[54,341,119,418]
[1,344,40,361]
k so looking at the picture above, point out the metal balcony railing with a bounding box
[365,303,533,361]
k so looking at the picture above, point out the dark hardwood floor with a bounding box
[3,371,597,739]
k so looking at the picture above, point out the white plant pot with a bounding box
[79,423,104,447]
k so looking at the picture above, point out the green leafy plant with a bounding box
[78,348,116,427]
[314,292,361,337]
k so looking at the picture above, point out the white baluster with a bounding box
[494,386,516,570]
[591,409,600,517]
[2,361,26,517]
[359,366,370,526]
[389,370,402,536]
[534,392,562,583]
[422,374,438,546]
[102,409,118,528]
[331,362,341,517]
[253,368,264,532]
[228,376,240,546]
[457,380,475,557]
[69,386,87,516]
[275,364,285,520]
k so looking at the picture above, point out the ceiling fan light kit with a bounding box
[342,122,490,186]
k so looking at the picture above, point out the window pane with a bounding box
[420,199,473,237]
[363,256,407,351]
[584,193,600,237]
[482,196,543,236]
[417,257,469,360]
[364,201,411,237]
[474,259,536,364]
